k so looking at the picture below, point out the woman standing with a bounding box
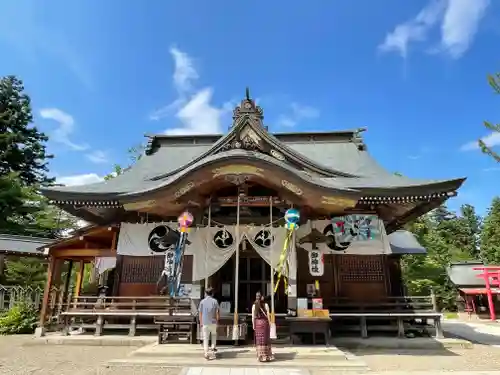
[251,292,274,362]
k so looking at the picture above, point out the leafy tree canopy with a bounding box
[479,72,500,162]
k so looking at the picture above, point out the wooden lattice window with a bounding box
[121,256,164,284]
[339,255,384,282]
[120,255,194,284]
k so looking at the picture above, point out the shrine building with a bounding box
[38,91,465,341]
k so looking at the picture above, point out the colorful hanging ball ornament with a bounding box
[178,211,193,232]
[284,208,300,230]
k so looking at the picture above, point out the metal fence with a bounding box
[0,285,45,311]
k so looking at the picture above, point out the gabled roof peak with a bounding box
[231,87,266,130]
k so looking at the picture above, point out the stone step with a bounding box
[130,344,349,360]
[107,357,369,370]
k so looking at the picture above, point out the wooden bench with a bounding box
[286,317,331,345]
[155,315,196,344]
[325,296,443,339]
[59,296,194,338]
[328,312,443,339]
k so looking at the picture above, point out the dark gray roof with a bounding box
[447,262,486,287]
[0,234,51,256]
[40,94,465,201]
[41,128,464,201]
[388,230,427,255]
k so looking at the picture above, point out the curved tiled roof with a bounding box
[42,129,464,200]
[41,95,464,200]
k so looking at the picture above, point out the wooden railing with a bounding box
[323,295,438,313]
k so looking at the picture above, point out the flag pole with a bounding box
[232,194,241,341]
[269,196,277,339]
[204,200,211,290]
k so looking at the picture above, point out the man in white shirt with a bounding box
[198,287,219,359]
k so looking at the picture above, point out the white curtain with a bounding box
[242,226,288,268]
[116,222,203,256]
[95,257,117,275]
[192,226,243,282]
[116,223,299,282]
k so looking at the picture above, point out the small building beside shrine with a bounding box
[39,91,465,339]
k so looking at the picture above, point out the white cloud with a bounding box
[276,102,320,128]
[483,166,500,172]
[441,0,490,59]
[149,47,233,135]
[56,173,103,186]
[378,0,490,59]
[378,0,446,58]
[461,132,500,151]
[165,89,233,135]
[170,47,199,94]
[86,150,109,164]
[39,108,88,151]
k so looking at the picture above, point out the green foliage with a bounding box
[0,302,38,335]
[104,144,144,180]
[4,258,47,287]
[478,72,500,162]
[480,197,500,264]
[402,204,482,310]
[0,76,53,185]
[0,75,77,240]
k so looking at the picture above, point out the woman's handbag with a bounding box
[260,307,277,339]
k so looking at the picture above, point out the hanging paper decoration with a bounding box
[275,208,300,294]
[332,215,380,242]
[308,249,324,277]
[163,211,193,296]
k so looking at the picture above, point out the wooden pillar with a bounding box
[62,261,73,308]
[0,254,5,279]
[287,231,298,313]
[35,256,56,337]
[74,260,85,299]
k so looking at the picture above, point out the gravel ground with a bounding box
[349,345,500,372]
[1,335,500,374]
[0,335,180,375]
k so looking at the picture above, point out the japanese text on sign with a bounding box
[308,250,324,276]
[165,250,175,277]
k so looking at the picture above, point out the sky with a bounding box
[0,0,499,217]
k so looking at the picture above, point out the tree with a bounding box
[0,76,53,185]
[478,72,500,162]
[480,197,500,264]
[4,258,46,287]
[0,76,63,236]
[104,144,144,180]
[402,204,481,310]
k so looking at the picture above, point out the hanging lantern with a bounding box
[178,211,193,233]
[284,208,300,230]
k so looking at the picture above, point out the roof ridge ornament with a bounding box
[231,87,266,130]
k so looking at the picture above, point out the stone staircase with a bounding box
[106,343,369,371]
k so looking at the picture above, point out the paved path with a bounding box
[180,370,500,375]
[182,368,307,375]
[444,320,500,346]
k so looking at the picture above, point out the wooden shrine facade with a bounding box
[37,90,463,339]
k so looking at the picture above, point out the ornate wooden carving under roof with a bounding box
[231,87,265,129]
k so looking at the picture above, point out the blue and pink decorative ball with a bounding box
[284,208,300,230]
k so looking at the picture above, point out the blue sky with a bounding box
[0,0,499,216]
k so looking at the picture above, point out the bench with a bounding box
[328,312,443,339]
[155,315,196,344]
[325,296,443,339]
[59,296,194,338]
[286,317,331,345]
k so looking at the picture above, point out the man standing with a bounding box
[198,287,219,360]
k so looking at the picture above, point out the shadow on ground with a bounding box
[444,321,500,346]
